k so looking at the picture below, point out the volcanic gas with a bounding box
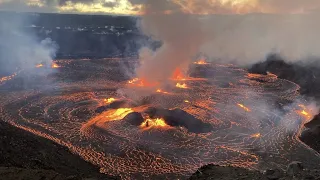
[0,58,320,180]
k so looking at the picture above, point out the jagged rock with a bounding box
[287,161,304,176]
[265,168,283,180]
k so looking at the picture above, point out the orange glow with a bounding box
[171,68,207,81]
[156,89,170,94]
[140,118,169,130]
[184,100,190,103]
[194,59,209,65]
[0,73,17,83]
[51,62,60,68]
[267,72,278,78]
[36,64,44,68]
[106,108,133,121]
[172,68,186,80]
[104,98,116,104]
[128,78,139,84]
[297,104,312,120]
[128,78,158,87]
[250,133,261,138]
[237,103,251,112]
[176,83,188,89]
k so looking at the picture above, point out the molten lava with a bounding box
[51,62,60,68]
[194,59,209,65]
[237,103,251,112]
[0,73,17,83]
[251,133,261,138]
[140,118,169,130]
[106,108,133,121]
[104,98,116,104]
[172,68,186,80]
[297,104,312,120]
[128,78,139,84]
[156,89,171,94]
[36,64,44,68]
[176,83,188,89]
[128,78,158,87]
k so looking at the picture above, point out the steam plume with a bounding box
[131,0,320,84]
[0,12,57,75]
[133,0,204,83]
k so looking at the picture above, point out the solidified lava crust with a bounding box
[0,58,319,179]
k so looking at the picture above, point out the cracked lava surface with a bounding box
[0,58,319,179]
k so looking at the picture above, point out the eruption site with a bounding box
[2,1,320,180]
[1,57,320,179]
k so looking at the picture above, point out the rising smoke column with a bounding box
[132,0,204,83]
[130,0,320,69]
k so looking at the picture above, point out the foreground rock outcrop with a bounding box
[189,163,320,180]
[0,120,118,180]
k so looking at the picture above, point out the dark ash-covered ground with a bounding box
[0,120,118,180]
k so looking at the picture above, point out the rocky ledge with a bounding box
[0,120,118,180]
[190,162,320,180]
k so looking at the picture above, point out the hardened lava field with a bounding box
[0,58,319,179]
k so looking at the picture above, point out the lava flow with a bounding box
[1,58,319,180]
[0,73,17,84]
[194,59,209,65]
[176,82,188,89]
[237,103,251,112]
[140,118,169,130]
[51,62,60,68]
[128,78,158,87]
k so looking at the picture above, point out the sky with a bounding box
[0,0,320,15]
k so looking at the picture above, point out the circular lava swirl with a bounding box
[0,59,319,179]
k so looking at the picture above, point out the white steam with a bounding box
[132,0,320,83]
[0,13,57,74]
[135,0,204,82]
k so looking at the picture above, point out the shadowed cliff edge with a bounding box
[0,119,118,180]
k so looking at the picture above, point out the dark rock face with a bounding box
[190,162,320,180]
[124,112,145,126]
[0,120,117,179]
[265,169,283,180]
[300,126,320,152]
[189,164,265,180]
[287,161,304,176]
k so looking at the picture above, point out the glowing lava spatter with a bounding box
[251,133,261,138]
[0,73,17,84]
[156,89,170,94]
[297,104,312,120]
[140,118,169,130]
[51,62,60,68]
[128,78,159,87]
[172,68,186,80]
[176,83,188,89]
[104,98,116,104]
[194,59,209,65]
[237,103,251,112]
[36,64,44,68]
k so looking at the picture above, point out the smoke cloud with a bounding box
[132,0,204,83]
[131,0,320,83]
[0,12,57,76]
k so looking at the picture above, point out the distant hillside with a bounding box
[0,11,160,60]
